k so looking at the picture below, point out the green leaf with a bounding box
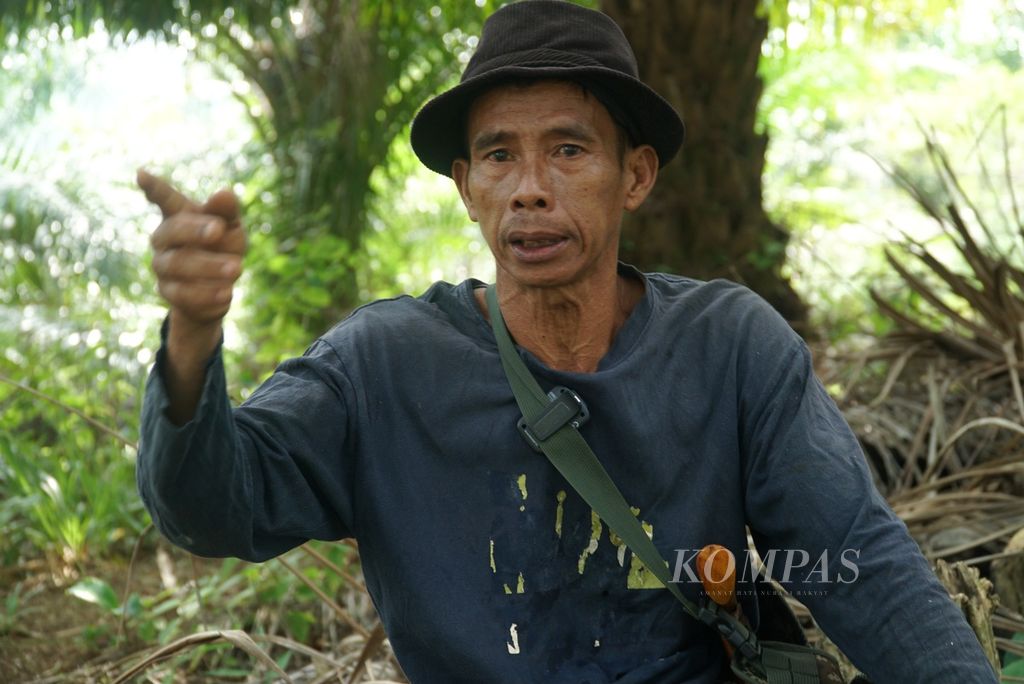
[206,668,250,677]
[67,576,119,612]
[4,582,21,618]
[286,609,315,643]
[1004,632,1024,669]
[300,286,331,308]
[136,618,157,642]
[1004,658,1024,676]
[119,593,142,619]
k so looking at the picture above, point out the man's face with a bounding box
[451,80,656,290]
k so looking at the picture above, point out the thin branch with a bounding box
[0,372,136,450]
[276,555,369,639]
[923,416,1024,482]
[1004,338,1024,423]
[962,547,1024,567]
[962,110,1015,241]
[300,543,366,592]
[1003,105,1023,235]
[347,622,386,684]
[118,524,155,641]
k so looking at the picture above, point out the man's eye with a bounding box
[486,149,511,162]
[558,144,583,157]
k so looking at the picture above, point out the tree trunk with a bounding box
[602,0,807,327]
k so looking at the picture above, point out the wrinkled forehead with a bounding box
[462,78,621,144]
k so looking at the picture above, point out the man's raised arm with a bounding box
[135,172,355,560]
[137,169,246,425]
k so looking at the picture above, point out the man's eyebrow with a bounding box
[471,130,512,152]
[470,124,599,153]
[545,124,598,143]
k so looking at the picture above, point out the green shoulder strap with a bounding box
[484,284,761,663]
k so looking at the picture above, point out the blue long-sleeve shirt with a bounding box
[137,269,996,683]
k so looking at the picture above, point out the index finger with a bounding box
[150,213,224,252]
[137,168,200,218]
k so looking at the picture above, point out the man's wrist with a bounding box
[162,309,223,426]
[167,309,222,367]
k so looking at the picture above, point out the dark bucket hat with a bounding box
[410,0,685,177]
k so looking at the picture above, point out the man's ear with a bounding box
[451,158,478,222]
[622,145,659,212]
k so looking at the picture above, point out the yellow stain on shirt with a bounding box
[554,490,566,538]
[577,510,603,574]
[489,539,496,573]
[627,518,665,589]
[517,474,528,500]
[502,575,525,595]
[609,529,627,567]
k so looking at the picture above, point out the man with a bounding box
[136,2,997,682]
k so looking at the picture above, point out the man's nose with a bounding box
[510,157,552,210]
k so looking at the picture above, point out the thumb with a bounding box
[202,189,241,225]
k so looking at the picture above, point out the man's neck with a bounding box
[477,267,644,373]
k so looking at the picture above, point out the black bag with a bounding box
[724,579,867,684]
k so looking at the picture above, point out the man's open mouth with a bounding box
[509,235,569,262]
[516,238,562,248]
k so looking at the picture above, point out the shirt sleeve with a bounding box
[736,297,997,684]
[137,321,357,561]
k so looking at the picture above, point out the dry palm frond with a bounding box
[111,629,295,684]
[868,108,1024,363]
[827,108,1024,668]
[837,107,1024,496]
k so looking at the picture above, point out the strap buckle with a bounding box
[517,386,590,452]
[698,601,761,662]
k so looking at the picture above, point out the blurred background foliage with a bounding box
[0,0,1023,679]
[759,0,1024,340]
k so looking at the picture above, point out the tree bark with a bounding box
[992,527,1024,615]
[934,559,1001,672]
[603,0,807,327]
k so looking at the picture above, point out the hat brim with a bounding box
[410,65,685,177]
